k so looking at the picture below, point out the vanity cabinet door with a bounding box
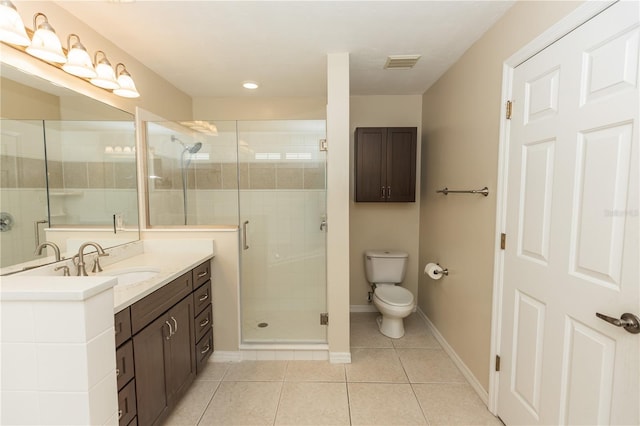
[133,295,195,426]
[193,260,211,290]
[114,307,132,348]
[133,313,171,426]
[166,295,196,406]
[193,281,211,316]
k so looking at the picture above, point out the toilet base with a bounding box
[376,315,405,339]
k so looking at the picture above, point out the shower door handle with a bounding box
[242,220,249,250]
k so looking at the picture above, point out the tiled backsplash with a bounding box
[152,158,325,191]
[0,155,137,190]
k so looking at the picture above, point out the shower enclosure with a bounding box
[238,120,327,343]
[146,119,327,344]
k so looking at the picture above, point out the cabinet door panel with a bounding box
[167,296,196,406]
[133,313,170,426]
[386,127,417,202]
[115,340,135,391]
[118,379,137,426]
[355,127,386,202]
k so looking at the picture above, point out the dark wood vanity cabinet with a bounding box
[114,307,137,426]
[133,295,195,426]
[192,265,213,374]
[354,127,417,202]
[113,259,213,426]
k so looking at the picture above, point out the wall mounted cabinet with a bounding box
[354,127,417,202]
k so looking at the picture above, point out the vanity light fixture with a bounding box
[113,63,140,98]
[0,6,141,98]
[0,0,30,46]
[26,13,66,63]
[62,34,96,78]
[242,80,259,90]
[90,50,119,90]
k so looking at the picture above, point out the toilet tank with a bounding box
[364,250,408,284]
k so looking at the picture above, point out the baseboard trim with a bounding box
[329,352,352,364]
[350,304,378,312]
[211,351,242,362]
[416,307,489,405]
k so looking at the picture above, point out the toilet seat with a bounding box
[374,286,414,307]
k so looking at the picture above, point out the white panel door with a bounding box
[498,2,639,424]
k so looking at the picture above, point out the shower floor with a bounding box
[242,305,326,343]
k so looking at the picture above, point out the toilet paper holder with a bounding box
[434,264,449,276]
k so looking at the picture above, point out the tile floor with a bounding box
[163,312,503,425]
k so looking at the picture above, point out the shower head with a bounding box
[171,135,202,154]
[188,142,202,154]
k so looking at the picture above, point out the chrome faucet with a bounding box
[74,242,109,276]
[34,241,62,261]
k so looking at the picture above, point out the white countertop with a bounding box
[104,251,214,312]
[1,239,215,313]
[0,276,117,301]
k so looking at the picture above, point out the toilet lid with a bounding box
[375,286,414,306]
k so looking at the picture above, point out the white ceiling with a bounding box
[56,1,515,98]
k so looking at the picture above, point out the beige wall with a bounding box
[193,97,326,120]
[350,95,422,307]
[4,1,192,120]
[1,78,61,120]
[419,0,583,391]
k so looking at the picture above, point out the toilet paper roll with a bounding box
[424,262,444,280]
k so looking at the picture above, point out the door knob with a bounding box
[320,220,327,231]
[595,312,640,334]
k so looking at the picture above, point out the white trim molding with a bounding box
[417,308,488,405]
[488,0,616,415]
[350,304,378,313]
[329,352,352,364]
[211,351,242,363]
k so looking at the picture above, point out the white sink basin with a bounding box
[102,267,161,286]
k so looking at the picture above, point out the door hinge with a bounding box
[320,313,329,325]
[505,100,513,120]
[319,139,328,151]
[495,355,501,372]
[500,233,506,250]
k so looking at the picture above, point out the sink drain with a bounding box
[257,322,269,328]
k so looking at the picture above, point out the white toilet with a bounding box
[364,250,416,338]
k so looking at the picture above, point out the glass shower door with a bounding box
[239,120,327,343]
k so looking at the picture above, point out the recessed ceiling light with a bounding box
[242,81,259,90]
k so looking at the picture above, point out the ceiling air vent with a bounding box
[384,55,421,70]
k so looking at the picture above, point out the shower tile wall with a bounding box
[0,120,49,268]
[148,159,325,226]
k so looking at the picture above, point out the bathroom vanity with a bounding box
[114,259,213,426]
[0,239,215,426]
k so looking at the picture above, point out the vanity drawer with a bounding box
[193,281,211,316]
[131,271,192,334]
[195,329,213,374]
[193,260,211,290]
[194,304,212,343]
[116,340,135,391]
[114,307,132,348]
[118,379,137,426]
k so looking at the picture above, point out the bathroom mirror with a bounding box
[0,62,139,274]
